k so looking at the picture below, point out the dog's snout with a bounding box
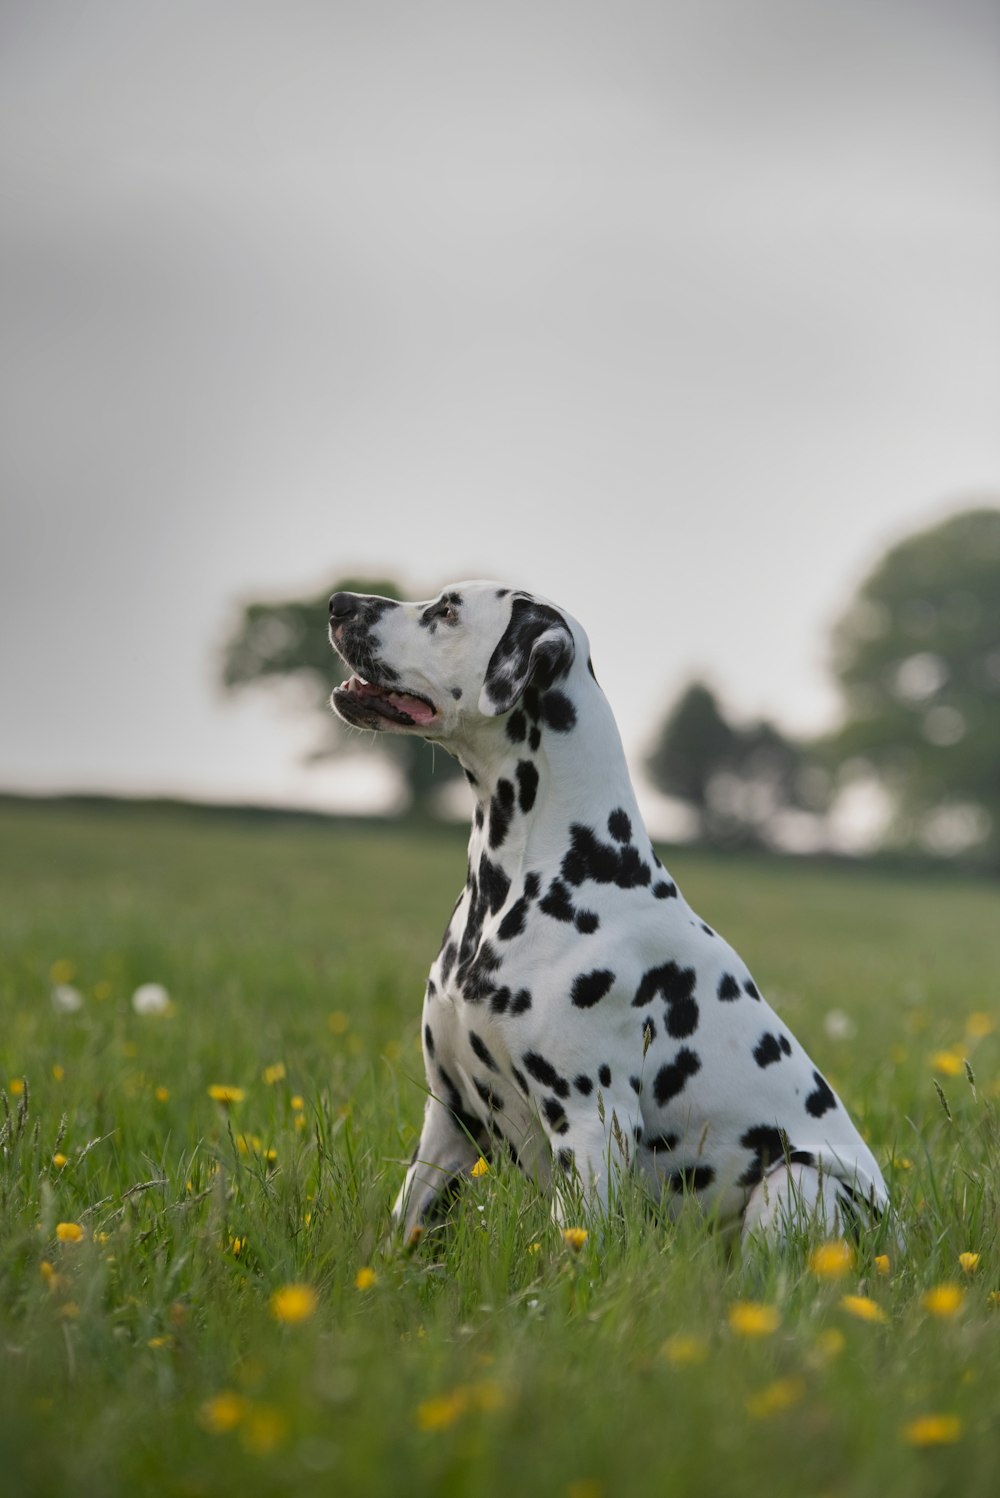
[329,591,358,621]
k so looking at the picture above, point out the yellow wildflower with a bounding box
[58,1301,80,1319]
[839,1294,886,1324]
[931,1051,963,1077]
[562,1227,589,1251]
[471,1156,490,1178]
[958,1252,980,1274]
[241,1405,288,1455]
[55,1222,85,1243]
[874,1254,891,1276]
[808,1240,854,1279]
[328,1011,350,1035]
[923,1284,964,1318]
[147,1335,173,1349]
[270,1283,317,1325]
[902,1414,962,1447]
[526,1241,541,1255]
[355,1267,377,1291]
[661,1334,709,1367]
[262,1062,286,1085]
[9,1079,24,1097]
[745,1377,806,1419]
[291,1095,305,1111]
[52,1153,68,1169]
[728,1302,780,1337]
[416,1390,467,1432]
[154,1086,170,1102]
[207,1084,245,1105]
[52,1064,65,1082]
[199,1391,247,1434]
[965,1012,995,1038]
[50,959,75,984]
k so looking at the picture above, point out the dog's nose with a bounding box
[329,591,358,620]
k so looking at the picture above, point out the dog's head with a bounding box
[329,582,578,739]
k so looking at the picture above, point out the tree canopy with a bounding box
[826,506,1000,865]
[645,682,811,849]
[220,576,463,815]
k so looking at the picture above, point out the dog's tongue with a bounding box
[386,690,435,725]
[348,678,435,725]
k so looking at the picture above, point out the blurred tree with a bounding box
[220,576,463,817]
[645,682,811,848]
[825,506,1000,866]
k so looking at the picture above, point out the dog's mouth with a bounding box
[332,675,438,730]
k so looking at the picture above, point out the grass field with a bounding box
[1,798,999,1497]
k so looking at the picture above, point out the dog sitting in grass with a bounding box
[329,581,890,1245]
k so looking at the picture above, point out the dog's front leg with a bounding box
[546,1100,639,1227]
[392,1093,484,1240]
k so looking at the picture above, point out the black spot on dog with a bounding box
[805,1070,837,1118]
[426,978,437,999]
[440,942,458,984]
[437,1064,487,1146]
[541,690,577,732]
[511,988,532,1015]
[523,1050,570,1099]
[607,808,632,843]
[665,1165,716,1193]
[424,1024,435,1057]
[598,1064,612,1087]
[574,1074,593,1095]
[474,805,485,830]
[788,1149,817,1168]
[571,968,616,1009]
[489,778,516,849]
[490,988,510,1015]
[737,1124,790,1188]
[753,1032,784,1069]
[653,880,677,899]
[562,823,652,890]
[529,726,541,751]
[744,979,761,1001]
[557,1147,576,1173]
[474,1077,505,1112]
[653,1047,701,1106]
[575,909,600,933]
[497,899,529,941]
[469,1030,500,1073]
[457,942,503,1004]
[629,1075,643,1095]
[506,710,527,744]
[542,1097,570,1135]
[780,1035,792,1056]
[717,973,740,1002]
[540,878,575,923]
[479,853,511,915]
[511,1066,529,1095]
[632,962,699,1039]
[700,923,715,937]
[523,872,541,900]
[451,687,463,700]
[516,760,539,814]
[645,1132,679,1154]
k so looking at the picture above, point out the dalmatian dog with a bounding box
[329,582,890,1245]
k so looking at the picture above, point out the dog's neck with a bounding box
[453,670,646,876]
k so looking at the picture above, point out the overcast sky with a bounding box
[2,0,998,816]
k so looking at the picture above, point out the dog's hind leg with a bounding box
[741,1161,879,1247]
[392,1093,485,1241]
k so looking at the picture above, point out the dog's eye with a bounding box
[426,601,458,625]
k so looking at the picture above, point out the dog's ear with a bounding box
[478,598,576,717]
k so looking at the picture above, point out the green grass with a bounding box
[1,799,999,1497]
